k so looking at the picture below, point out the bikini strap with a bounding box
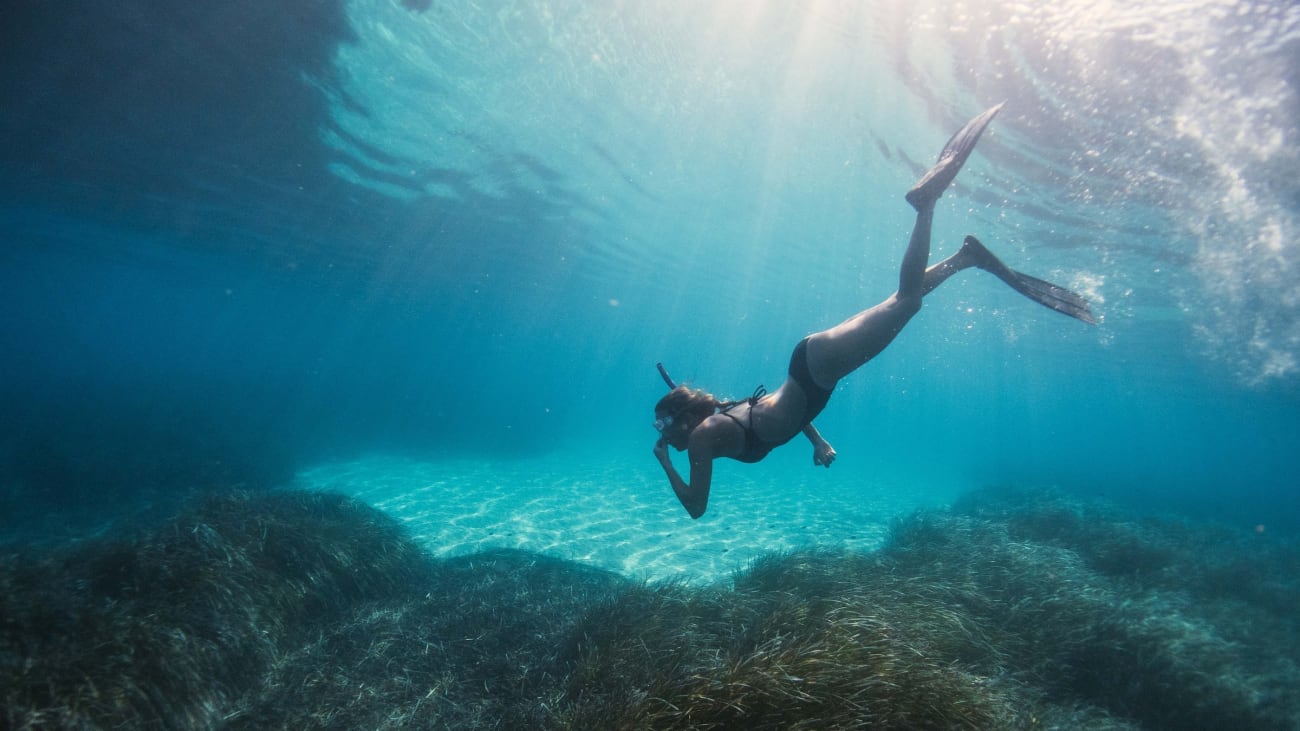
[718,385,766,414]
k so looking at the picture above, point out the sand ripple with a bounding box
[293,454,957,582]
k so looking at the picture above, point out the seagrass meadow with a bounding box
[4,486,1296,730]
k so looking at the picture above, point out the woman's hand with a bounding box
[801,424,835,468]
[654,437,670,462]
[813,441,836,468]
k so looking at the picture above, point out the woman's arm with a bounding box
[803,423,836,467]
[654,436,716,519]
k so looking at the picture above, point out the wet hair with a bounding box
[654,386,721,424]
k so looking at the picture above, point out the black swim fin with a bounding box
[906,102,1006,210]
[1002,270,1097,325]
[963,235,1097,325]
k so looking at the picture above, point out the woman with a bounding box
[653,104,1094,519]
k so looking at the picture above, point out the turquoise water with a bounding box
[3,2,1300,727]
[3,1,1296,534]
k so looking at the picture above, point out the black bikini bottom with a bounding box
[727,337,835,465]
[789,336,833,424]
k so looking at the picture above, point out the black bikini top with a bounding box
[718,386,773,464]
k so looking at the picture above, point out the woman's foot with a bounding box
[958,234,1006,276]
[905,102,1005,211]
[963,235,1097,324]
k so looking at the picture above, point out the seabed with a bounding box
[3,458,1297,729]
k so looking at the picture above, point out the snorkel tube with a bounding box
[653,363,678,449]
[656,362,677,390]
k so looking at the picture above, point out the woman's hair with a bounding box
[654,386,721,423]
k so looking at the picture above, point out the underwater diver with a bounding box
[653,103,1095,519]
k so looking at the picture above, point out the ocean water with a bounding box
[3,1,1299,728]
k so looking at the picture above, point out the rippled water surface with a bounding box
[1,0,1297,535]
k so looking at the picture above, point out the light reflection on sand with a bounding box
[293,454,960,583]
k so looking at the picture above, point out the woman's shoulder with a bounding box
[703,406,745,429]
[692,409,746,451]
[696,403,748,437]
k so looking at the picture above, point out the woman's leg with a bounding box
[898,204,934,300]
[803,207,979,386]
[801,105,1007,387]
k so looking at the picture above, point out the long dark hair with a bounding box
[654,386,721,424]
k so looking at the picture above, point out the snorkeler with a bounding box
[653,103,1095,519]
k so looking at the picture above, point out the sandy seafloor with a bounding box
[293,455,961,583]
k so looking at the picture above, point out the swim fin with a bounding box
[906,102,1006,210]
[1002,270,1097,324]
[963,235,1097,324]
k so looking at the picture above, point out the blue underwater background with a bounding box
[2,1,1300,728]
